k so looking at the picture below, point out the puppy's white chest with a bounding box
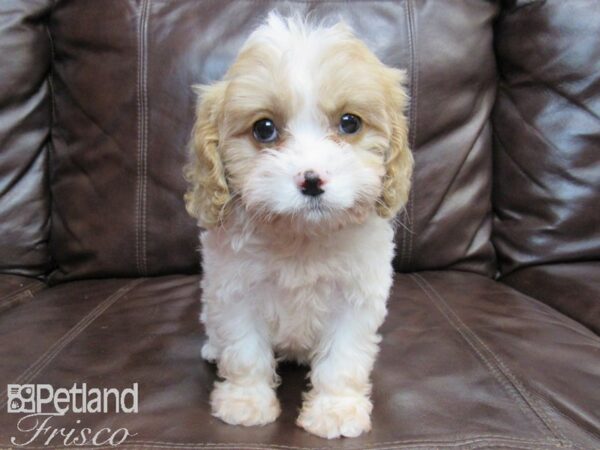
[200,214,395,362]
[260,273,343,362]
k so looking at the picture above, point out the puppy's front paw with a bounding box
[211,381,280,426]
[297,393,372,439]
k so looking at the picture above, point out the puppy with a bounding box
[184,13,412,439]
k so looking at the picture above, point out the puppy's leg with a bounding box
[200,308,220,362]
[208,302,280,427]
[297,301,386,439]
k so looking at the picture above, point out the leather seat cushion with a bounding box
[502,262,600,335]
[1,272,598,448]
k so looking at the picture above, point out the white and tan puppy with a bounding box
[184,13,412,439]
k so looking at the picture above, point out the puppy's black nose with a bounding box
[301,170,325,197]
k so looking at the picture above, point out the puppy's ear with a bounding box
[184,82,231,228]
[376,69,414,219]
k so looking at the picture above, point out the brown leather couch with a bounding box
[1,1,599,449]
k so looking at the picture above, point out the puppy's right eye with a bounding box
[252,118,278,143]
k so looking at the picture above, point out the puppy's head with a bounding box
[185,13,412,231]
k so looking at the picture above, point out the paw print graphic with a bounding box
[7,385,35,413]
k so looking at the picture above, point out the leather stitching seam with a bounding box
[0,279,144,411]
[136,0,150,276]
[0,281,43,303]
[398,0,417,270]
[409,273,570,445]
[540,394,600,444]
[142,0,150,275]
[16,435,567,450]
[404,0,417,269]
[0,282,45,313]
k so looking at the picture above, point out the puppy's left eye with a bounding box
[339,113,362,135]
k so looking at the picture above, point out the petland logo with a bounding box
[7,383,138,447]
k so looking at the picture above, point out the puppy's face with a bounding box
[185,15,412,230]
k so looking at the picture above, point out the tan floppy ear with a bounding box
[376,69,414,219]
[184,82,231,228]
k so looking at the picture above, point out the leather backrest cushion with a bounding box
[493,0,600,275]
[47,0,498,282]
[0,0,53,277]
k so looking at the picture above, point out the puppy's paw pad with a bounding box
[211,381,280,427]
[297,393,372,439]
[201,342,219,362]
